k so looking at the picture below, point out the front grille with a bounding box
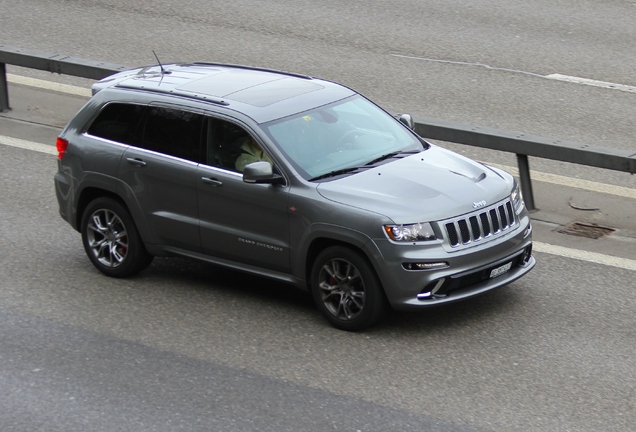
[444,199,516,248]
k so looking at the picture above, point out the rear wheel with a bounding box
[81,197,153,277]
[310,246,386,331]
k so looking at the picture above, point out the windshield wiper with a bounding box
[309,150,422,181]
[309,166,371,181]
[364,149,421,166]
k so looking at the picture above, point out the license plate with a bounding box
[490,262,512,278]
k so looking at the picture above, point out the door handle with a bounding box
[126,157,147,167]
[201,177,222,186]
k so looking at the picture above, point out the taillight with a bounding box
[56,137,69,160]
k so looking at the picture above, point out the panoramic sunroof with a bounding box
[227,77,324,107]
[176,70,284,98]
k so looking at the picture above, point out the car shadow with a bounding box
[377,286,527,335]
[143,256,317,312]
[130,256,527,334]
[105,257,527,337]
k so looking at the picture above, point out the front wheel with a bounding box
[310,246,387,331]
[81,197,153,277]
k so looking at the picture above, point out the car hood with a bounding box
[316,146,512,223]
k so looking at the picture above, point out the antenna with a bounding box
[152,50,171,75]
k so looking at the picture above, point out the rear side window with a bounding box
[141,107,205,163]
[87,103,144,145]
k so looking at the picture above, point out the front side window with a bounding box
[141,107,205,163]
[205,118,272,173]
[262,95,425,180]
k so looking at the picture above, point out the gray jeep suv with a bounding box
[54,62,535,330]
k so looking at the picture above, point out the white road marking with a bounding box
[390,53,636,94]
[534,242,636,272]
[3,75,636,273]
[7,74,92,97]
[0,135,57,155]
[389,53,546,78]
[2,133,633,200]
[4,73,636,200]
[546,74,636,94]
[486,162,636,200]
[1,134,635,272]
[12,63,636,97]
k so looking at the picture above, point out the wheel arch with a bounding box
[80,194,154,277]
[307,239,390,331]
[75,185,155,246]
[302,230,385,291]
[76,187,120,230]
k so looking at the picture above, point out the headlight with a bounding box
[510,181,524,212]
[384,222,437,242]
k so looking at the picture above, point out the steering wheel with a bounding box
[336,129,362,150]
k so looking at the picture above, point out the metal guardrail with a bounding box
[0,44,127,112]
[412,118,636,210]
[1,44,634,211]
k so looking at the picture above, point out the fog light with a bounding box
[402,261,448,271]
[417,279,446,299]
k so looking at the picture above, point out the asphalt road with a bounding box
[2,0,635,183]
[1,1,635,430]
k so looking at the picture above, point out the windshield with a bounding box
[262,95,426,180]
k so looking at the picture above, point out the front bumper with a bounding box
[398,247,535,308]
[371,217,534,310]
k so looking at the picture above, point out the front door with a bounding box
[196,117,291,272]
[196,165,291,273]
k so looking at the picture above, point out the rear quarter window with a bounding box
[86,103,145,145]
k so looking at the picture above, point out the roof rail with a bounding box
[191,62,312,80]
[114,83,230,106]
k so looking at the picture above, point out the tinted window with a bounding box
[204,119,278,173]
[87,103,144,145]
[141,107,205,163]
[205,118,252,171]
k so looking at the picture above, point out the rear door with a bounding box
[118,105,205,251]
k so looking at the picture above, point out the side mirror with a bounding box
[243,161,285,185]
[398,113,415,130]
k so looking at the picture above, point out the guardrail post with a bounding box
[516,154,536,211]
[0,62,10,112]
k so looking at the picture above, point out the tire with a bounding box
[81,197,153,277]
[310,246,387,331]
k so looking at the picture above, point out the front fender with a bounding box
[291,223,386,289]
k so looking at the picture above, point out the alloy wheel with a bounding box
[317,258,366,321]
[86,208,129,268]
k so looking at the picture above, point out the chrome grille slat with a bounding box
[443,199,517,248]
[490,209,500,232]
[458,219,470,244]
[469,216,481,240]
[498,206,508,229]
[479,212,491,237]
[445,223,459,245]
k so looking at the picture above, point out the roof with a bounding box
[92,63,356,123]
